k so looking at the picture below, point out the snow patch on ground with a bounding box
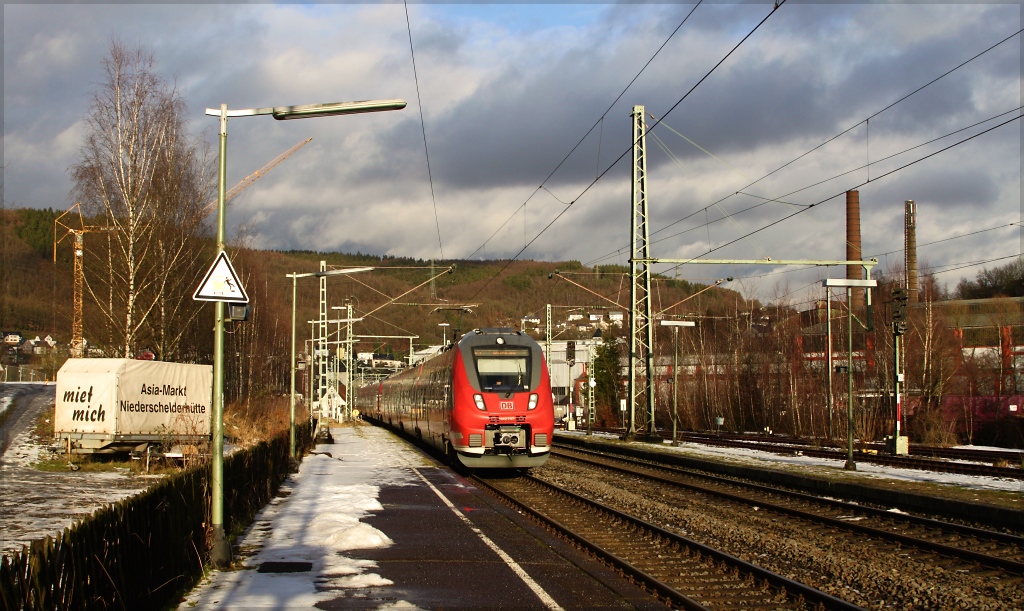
[180,424,427,610]
[564,430,1023,493]
[0,387,156,555]
[0,394,13,417]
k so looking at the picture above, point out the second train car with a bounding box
[357,328,555,469]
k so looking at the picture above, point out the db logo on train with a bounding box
[499,401,514,410]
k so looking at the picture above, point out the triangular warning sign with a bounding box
[193,251,249,303]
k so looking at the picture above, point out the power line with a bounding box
[586,104,1024,267]
[721,25,1024,206]
[463,0,705,261]
[580,27,1024,265]
[724,222,1020,283]
[920,254,1021,278]
[657,112,1022,277]
[868,222,1019,259]
[465,1,787,302]
[404,0,445,260]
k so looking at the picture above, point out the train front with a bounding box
[450,328,554,469]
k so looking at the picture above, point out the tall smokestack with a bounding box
[905,200,919,304]
[846,190,864,310]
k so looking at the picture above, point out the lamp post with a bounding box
[822,278,876,471]
[438,322,450,346]
[660,320,695,446]
[206,98,405,567]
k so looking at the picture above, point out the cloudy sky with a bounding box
[4,1,1021,304]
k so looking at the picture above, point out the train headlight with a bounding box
[473,394,486,410]
[528,393,538,410]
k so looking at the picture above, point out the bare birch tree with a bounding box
[71,41,212,359]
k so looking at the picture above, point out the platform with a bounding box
[180,422,662,610]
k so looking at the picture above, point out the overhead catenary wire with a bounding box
[463,0,705,261]
[581,26,1023,267]
[656,112,1023,278]
[404,0,445,260]
[919,253,1022,279]
[722,25,1024,206]
[587,104,1024,267]
[465,1,787,302]
[722,222,1019,283]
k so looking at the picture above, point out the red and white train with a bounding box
[356,328,555,469]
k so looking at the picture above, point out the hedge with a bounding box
[0,422,314,610]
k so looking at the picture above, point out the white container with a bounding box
[54,358,212,454]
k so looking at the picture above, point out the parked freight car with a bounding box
[357,328,554,469]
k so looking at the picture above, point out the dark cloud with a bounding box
[3,3,1018,299]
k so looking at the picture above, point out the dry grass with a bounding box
[224,395,310,447]
[30,409,55,444]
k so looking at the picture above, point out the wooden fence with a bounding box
[0,422,314,610]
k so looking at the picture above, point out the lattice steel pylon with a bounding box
[345,302,354,421]
[628,105,656,439]
[545,303,553,381]
[317,260,329,404]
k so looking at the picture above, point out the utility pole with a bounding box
[628,104,656,441]
[430,259,436,300]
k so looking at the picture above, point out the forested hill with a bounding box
[1,207,741,355]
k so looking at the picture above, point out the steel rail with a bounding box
[473,473,867,611]
[552,446,1024,575]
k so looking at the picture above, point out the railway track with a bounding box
[586,428,1024,479]
[473,471,865,611]
[550,445,1024,579]
[677,431,1024,467]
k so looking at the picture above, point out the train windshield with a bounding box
[472,347,531,392]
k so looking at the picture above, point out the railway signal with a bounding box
[891,287,908,336]
[889,287,909,455]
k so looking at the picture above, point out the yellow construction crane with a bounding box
[54,203,111,357]
[53,138,313,357]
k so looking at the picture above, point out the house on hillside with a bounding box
[20,335,57,355]
[3,331,24,346]
[520,315,541,332]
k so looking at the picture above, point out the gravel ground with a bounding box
[534,458,1023,611]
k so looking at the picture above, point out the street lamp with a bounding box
[205,98,405,567]
[438,322,450,346]
[660,320,695,446]
[822,278,877,471]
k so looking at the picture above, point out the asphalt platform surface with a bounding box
[180,422,662,610]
